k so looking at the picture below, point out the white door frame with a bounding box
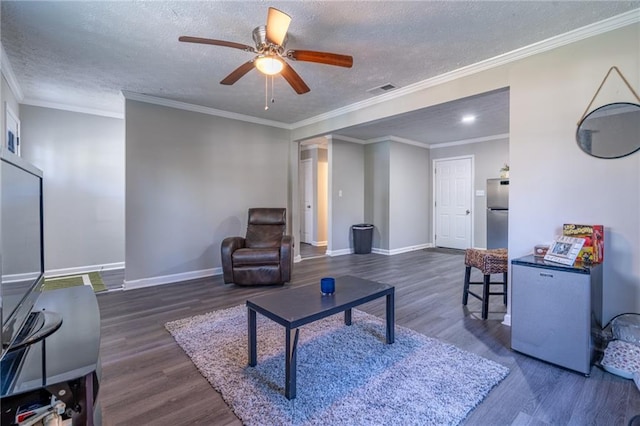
[432,155,475,249]
[297,137,332,258]
[301,158,313,244]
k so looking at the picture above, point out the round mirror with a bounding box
[576,102,640,159]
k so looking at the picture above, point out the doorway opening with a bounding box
[299,138,329,259]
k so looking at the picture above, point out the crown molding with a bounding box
[291,9,640,130]
[366,135,430,149]
[22,98,125,119]
[430,133,510,149]
[315,133,509,149]
[329,134,367,144]
[1,43,24,102]
[122,91,291,129]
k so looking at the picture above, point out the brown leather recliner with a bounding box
[221,208,294,285]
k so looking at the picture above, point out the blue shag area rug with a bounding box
[166,305,508,425]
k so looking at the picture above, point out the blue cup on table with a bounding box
[320,277,335,295]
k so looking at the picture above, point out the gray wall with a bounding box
[20,105,125,272]
[1,158,41,276]
[431,138,509,248]
[364,140,431,252]
[125,100,290,283]
[364,142,390,250]
[329,138,364,253]
[389,141,430,251]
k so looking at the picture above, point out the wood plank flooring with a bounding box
[96,250,639,425]
[300,242,327,259]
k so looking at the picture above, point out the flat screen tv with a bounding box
[0,152,44,360]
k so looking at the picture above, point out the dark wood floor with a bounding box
[99,269,125,291]
[96,250,639,425]
[300,242,327,258]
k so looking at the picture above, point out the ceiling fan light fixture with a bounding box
[255,55,284,75]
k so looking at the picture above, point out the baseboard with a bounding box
[124,267,222,290]
[45,262,125,278]
[312,241,328,247]
[326,248,353,257]
[2,272,41,283]
[372,243,433,256]
[294,255,303,263]
[329,243,433,257]
[502,313,511,327]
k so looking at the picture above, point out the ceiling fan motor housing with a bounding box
[252,26,286,55]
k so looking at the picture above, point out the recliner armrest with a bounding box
[221,236,246,284]
[280,235,294,283]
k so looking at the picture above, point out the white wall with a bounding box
[509,24,640,324]
[431,137,509,248]
[125,100,290,285]
[20,105,125,273]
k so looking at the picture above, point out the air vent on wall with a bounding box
[366,83,398,95]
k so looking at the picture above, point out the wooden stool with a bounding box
[462,248,508,319]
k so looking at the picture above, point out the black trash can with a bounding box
[352,224,374,254]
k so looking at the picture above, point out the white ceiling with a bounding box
[1,1,638,145]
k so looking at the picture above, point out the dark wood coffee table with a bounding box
[246,275,395,399]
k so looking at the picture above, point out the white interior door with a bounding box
[434,157,472,249]
[302,159,313,243]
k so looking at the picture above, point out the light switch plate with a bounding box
[475,190,485,196]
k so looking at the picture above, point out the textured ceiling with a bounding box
[1,1,639,145]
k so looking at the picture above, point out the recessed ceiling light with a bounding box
[461,115,476,124]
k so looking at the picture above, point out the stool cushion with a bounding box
[465,248,508,274]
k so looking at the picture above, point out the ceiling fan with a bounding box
[179,7,353,94]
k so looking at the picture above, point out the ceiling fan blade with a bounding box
[220,60,256,85]
[179,36,255,52]
[280,62,310,94]
[266,7,291,46]
[287,50,353,68]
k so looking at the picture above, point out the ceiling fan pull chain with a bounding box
[264,74,269,110]
[271,75,275,105]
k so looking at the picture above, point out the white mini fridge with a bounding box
[511,255,603,376]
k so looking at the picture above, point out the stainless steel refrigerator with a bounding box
[487,178,509,249]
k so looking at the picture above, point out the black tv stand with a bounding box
[0,286,101,425]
